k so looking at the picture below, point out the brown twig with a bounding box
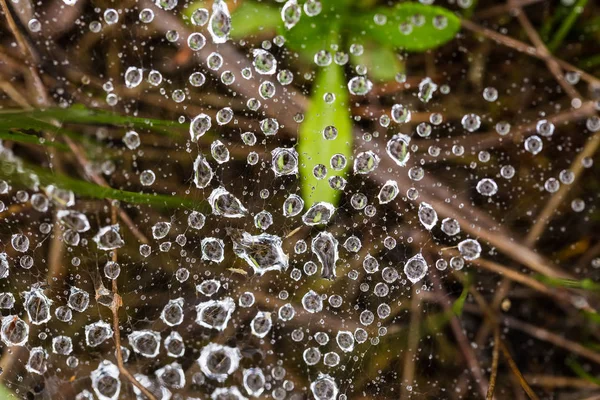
[486,326,501,400]
[499,341,540,400]
[503,316,600,365]
[525,374,600,389]
[460,19,600,88]
[514,7,580,99]
[475,0,546,20]
[468,287,540,400]
[400,286,421,400]
[108,204,157,400]
[430,272,491,399]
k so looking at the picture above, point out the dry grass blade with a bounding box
[400,286,421,400]
[108,204,157,400]
[460,19,600,87]
[499,341,540,400]
[503,316,600,365]
[525,375,600,389]
[430,272,490,399]
[527,132,600,245]
[486,326,500,400]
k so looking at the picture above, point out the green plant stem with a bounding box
[547,0,589,52]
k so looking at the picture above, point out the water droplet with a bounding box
[128,330,161,358]
[272,148,299,176]
[208,0,231,43]
[160,298,184,326]
[418,202,438,230]
[302,290,323,313]
[24,286,52,324]
[281,0,302,29]
[386,134,411,166]
[208,187,248,218]
[93,225,124,250]
[353,151,380,174]
[378,180,399,204]
[229,229,288,274]
[404,253,428,283]
[311,232,339,280]
[458,239,481,261]
[85,321,113,347]
[198,343,241,381]
[124,67,142,89]
[253,49,277,75]
[91,361,120,400]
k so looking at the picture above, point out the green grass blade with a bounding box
[548,0,589,52]
[184,1,282,39]
[0,160,206,211]
[567,357,600,386]
[350,2,460,52]
[0,131,69,151]
[298,63,352,208]
[452,283,470,316]
[534,274,600,292]
[228,1,282,39]
[350,42,404,82]
[0,105,181,137]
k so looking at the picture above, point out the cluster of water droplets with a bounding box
[4,0,600,399]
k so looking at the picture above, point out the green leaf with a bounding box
[1,160,207,211]
[452,283,469,316]
[0,105,182,139]
[184,1,282,39]
[0,130,69,151]
[298,62,352,207]
[350,41,404,82]
[567,357,600,386]
[534,274,600,292]
[279,3,347,59]
[0,385,13,399]
[229,1,283,39]
[349,2,460,52]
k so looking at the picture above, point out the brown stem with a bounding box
[430,272,491,399]
[499,341,540,400]
[514,7,580,99]
[525,375,600,389]
[460,19,600,88]
[108,204,157,400]
[503,316,600,365]
[400,286,421,400]
[469,288,540,400]
[486,326,500,400]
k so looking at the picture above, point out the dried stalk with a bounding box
[461,19,600,88]
[525,375,600,389]
[486,326,500,400]
[499,341,540,400]
[400,286,421,400]
[469,288,540,400]
[109,204,157,400]
[503,316,600,365]
[430,272,490,399]
[514,7,580,99]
